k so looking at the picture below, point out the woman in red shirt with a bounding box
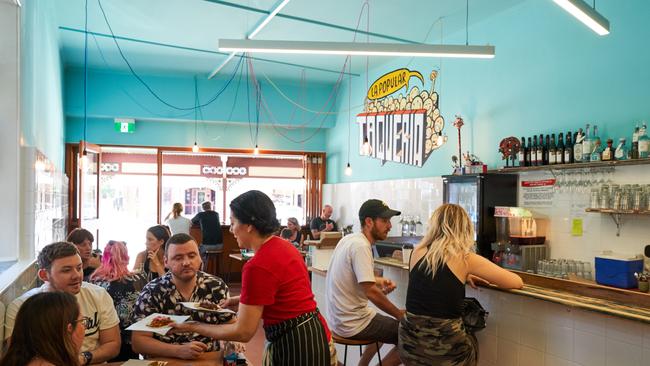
[171,190,335,365]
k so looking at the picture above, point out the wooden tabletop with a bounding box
[104,351,223,366]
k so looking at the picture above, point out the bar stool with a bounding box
[331,333,382,366]
[203,245,224,276]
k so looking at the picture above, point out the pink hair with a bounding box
[90,241,133,282]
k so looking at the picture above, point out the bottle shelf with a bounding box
[490,157,650,173]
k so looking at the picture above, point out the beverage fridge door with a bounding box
[444,178,479,241]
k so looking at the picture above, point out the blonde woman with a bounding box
[164,203,191,235]
[398,204,523,366]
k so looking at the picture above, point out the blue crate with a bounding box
[595,255,643,289]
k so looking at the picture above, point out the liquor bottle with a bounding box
[574,128,584,163]
[556,132,565,164]
[549,133,557,165]
[581,124,592,162]
[564,131,574,164]
[532,135,540,166]
[590,128,602,162]
[527,137,533,166]
[632,124,640,159]
[518,136,526,167]
[602,139,613,161]
[592,125,602,155]
[544,134,550,165]
[615,137,628,160]
[639,121,649,158]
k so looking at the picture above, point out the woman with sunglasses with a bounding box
[0,292,88,366]
[90,240,147,361]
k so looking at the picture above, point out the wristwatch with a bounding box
[81,351,93,366]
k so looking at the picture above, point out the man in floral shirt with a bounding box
[131,233,235,360]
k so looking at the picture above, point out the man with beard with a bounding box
[4,242,120,365]
[131,233,234,360]
[325,199,404,366]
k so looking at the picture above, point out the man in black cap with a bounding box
[325,199,404,366]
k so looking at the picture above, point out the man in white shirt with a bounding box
[326,199,404,366]
[4,242,120,365]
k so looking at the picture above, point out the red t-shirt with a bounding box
[240,236,330,338]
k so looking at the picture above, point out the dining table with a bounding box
[104,350,224,366]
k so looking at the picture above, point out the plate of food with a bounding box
[181,300,236,314]
[125,313,190,335]
[121,360,169,366]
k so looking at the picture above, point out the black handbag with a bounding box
[461,297,488,333]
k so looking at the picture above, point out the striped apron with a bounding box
[262,310,335,366]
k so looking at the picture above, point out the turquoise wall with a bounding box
[326,0,650,183]
[63,67,333,151]
[22,0,66,168]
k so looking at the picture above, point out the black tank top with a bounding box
[406,256,465,318]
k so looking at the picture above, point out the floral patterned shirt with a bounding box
[131,271,234,350]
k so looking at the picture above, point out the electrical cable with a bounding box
[83,0,88,145]
[97,0,242,111]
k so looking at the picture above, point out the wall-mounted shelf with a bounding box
[489,158,650,173]
[585,208,650,236]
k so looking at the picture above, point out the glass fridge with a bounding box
[443,174,517,259]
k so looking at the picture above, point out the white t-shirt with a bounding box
[4,282,120,352]
[165,216,192,235]
[325,232,377,337]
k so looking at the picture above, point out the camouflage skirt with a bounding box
[398,312,477,366]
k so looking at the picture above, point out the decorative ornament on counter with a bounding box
[357,69,447,167]
[498,136,521,167]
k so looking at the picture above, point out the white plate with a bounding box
[181,302,236,314]
[125,313,190,335]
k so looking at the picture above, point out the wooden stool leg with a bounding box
[375,342,382,366]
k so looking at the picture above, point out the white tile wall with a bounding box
[466,287,650,366]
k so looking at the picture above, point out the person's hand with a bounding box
[176,341,208,359]
[466,274,490,289]
[148,249,164,272]
[377,278,397,294]
[219,297,240,310]
[169,321,197,334]
[78,354,85,366]
[88,254,101,269]
[325,222,334,231]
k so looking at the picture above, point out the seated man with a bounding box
[191,201,224,266]
[67,228,101,281]
[131,233,235,360]
[310,204,337,240]
[5,241,120,365]
[326,199,404,366]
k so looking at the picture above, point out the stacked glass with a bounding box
[536,259,592,280]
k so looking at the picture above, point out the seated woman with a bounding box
[0,291,88,366]
[285,217,304,247]
[171,190,336,366]
[133,225,169,281]
[398,204,523,366]
[164,202,192,235]
[90,240,147,361]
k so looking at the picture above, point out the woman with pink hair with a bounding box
[90,240,147,361]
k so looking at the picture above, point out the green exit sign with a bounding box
[114,118,135,133]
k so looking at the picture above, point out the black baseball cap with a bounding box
[359,199,401,220]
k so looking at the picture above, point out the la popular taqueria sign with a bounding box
[358,68,446,167]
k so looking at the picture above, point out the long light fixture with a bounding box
[553,0,610,36]
[208,0,291,78]
[219,39,495,59]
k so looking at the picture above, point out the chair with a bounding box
[203,245,224,276]
[332,333,382,366]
